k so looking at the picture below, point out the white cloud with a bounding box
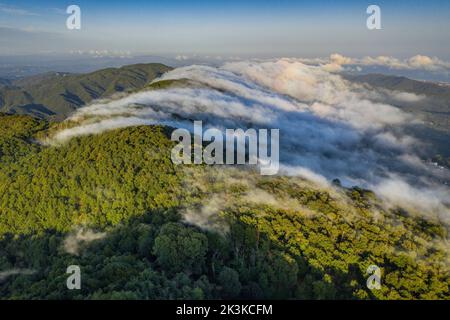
[48,60,450,222]
[310,53,450,73]
[0,3,38,16]
[0,269,35,282]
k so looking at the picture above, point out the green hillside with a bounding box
[0,113,448,300]
[0,64,172,120]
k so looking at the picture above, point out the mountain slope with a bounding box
[345,73,450,130]
[0,113,449,300]
[0,63,172,120]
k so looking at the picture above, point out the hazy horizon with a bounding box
[0,0,449,59]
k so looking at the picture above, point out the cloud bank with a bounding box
[300,53,450,74]
[50,59,450,223]
[63,228,106,255]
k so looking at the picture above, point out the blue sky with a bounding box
[0,0,449,58]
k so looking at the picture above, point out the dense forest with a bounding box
[0,113,449,299]
[0,64,172,119]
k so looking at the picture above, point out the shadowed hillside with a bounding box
[0,63,172,120]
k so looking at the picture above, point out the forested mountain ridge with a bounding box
[0,64,172,120]
[0,64,449,300]
[2,64,449,166]
[0,113,448,300]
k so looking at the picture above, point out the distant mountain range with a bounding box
[0,63,172,120]
[344,73,450,160]
[345,73,450,101]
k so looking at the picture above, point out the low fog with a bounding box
[50,59,450,223]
